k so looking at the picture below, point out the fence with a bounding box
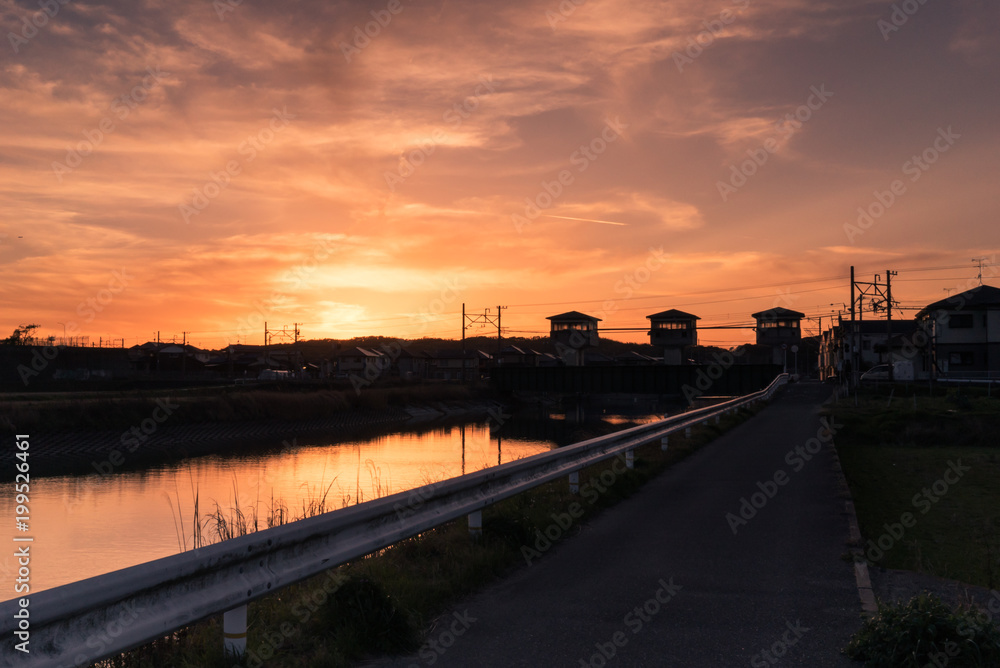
[0,375,788,667]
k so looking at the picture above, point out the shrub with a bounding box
[844,593,1000,667]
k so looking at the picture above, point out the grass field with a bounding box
[833,384,1000,589]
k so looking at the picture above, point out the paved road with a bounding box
[366,381,862,667]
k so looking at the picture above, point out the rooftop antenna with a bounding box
[972,257,986,286]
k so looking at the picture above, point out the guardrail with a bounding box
[1,374,788,667]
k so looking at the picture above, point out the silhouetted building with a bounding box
[752,307,804,368]
[547,311,601,366]
[916,284,1000,377]
[647,309,699,365]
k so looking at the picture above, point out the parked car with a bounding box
[860,360,914,382]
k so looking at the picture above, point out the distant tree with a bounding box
[1,323,40,346]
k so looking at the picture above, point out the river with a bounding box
[3,407,665,596]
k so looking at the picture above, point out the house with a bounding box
[547,311,601,366]
[336,347,389,380]
[615,351,658,366]
[647,309,699,365]
[819,319,932,381]
[751,307,805,367]
[394,348,430,380]
[582,350,616,366]
[129,342,209,375]
[430,349,492,381]
[916,284,1000,378]
[499,345,538,367]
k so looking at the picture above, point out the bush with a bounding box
[845,593,1000,667]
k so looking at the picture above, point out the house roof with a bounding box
[916,284,1000,318]
[546,311,602,322]
[647,309,700,321]
[751,307,805,320]
[336,346,384,358]
[500,345,533,355]
[432,349,493,359]
[615,351,657,362]
[396,348,431,359]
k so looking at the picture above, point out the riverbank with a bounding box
[0,382,490,433]
[0,384,501,479]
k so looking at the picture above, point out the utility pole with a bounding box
[264,321,268,372]
[294,323,301,379]
[851,268,898,382]
[850,266,857,389]
[461,305,506,371]
[496,305,507,359]
[182,331,187,377]
[886,270,896,381]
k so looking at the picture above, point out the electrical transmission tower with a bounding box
[461,304,506,357]
[849,266,899,384]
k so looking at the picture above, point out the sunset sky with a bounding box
[1,0,997,349]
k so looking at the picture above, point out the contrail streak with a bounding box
[543,214,629,226]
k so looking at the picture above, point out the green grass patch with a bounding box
[96,406,760,667]
[845,592,1000,667]
[833,385,1000,588]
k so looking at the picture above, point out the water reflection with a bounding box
[2,408,668,595]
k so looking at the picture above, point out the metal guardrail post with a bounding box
[568,471,579,494]
[660,435,668,451]
[468,510,483,537]
[685,426,692,438]
[223,605,247,658]
[625,450,634,469]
